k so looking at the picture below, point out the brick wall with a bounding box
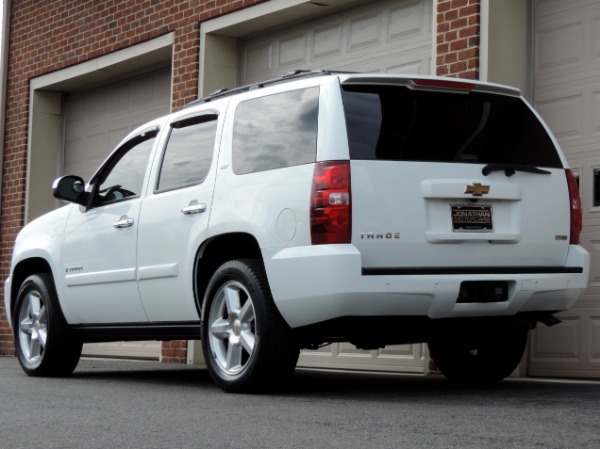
[436,0,480,79]
[161,340,189,364]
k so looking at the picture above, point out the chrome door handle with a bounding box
[181,204,207,215]
[113,218,134,228]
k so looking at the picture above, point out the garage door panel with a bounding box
[388,0,429,41]
[280,34,308,69]
[301,343,425,373]
[579,230,600,298]
[535,9,585,80]
[535,19,584,76]
[593,316,600,362]
[591,89,600,139]
[82,341,162,360]
[338,343,372,358]
[535,94,584,144]
[529,310,600,375]
[535,80,600,161]
[108,84,132,113]
[313,23,344,60]
[387,60,425,73]
[108,124,131,148]
[386,52,431,74]
[87,90,109,118]
[348,11,382,51]
[378,344,424,364]
[530,316,582,364]
[536,3,600,85]
[65,95,86,127]
[243,42,274,81]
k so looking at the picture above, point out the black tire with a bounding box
[13,274,82,377]
[428,325,529,384]
[201,259,299,393]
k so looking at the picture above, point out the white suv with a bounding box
[5,71,589,392]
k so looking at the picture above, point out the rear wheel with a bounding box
[13,274,82,377]
[428,325,528,384]
[201,259,299,392]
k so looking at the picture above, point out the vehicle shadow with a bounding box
[288,369,600,404]
[70,358,600,404]
[71,358,214,389]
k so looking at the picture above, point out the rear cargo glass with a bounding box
[341,85,563,168]
[232,87,319,174]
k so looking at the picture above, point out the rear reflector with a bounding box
[310,161,351,244]
[566,169,582,245]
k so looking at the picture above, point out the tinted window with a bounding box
[157,115,218,191]
[341,85,563,168]
[93,133,156,206]
[233,87,319,174]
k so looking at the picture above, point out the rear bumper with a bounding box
[263,245,590,329]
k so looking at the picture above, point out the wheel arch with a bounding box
[193,232,263,313]
[10,257,54,321]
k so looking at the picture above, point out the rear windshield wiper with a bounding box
[482,164,552,177]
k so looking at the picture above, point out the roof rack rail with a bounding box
[184,70,342,108]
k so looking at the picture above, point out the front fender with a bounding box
[8,206,72,321]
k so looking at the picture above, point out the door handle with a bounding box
[113,218,134,228]
[181,203,207,215]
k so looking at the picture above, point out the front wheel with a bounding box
[428,325,529,384]
[201,259,299,392]
[13,274,82,377]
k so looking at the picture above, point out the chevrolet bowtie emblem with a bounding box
[464,183,490,196]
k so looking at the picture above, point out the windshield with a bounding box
[341,85,563,168]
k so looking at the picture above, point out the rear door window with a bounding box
[341,85,563,168]
[156,114,218,192]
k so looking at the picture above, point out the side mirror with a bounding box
[52,176,88,205]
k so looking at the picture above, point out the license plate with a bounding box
[451,203,493,232]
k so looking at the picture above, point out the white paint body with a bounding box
[5,74,590,333]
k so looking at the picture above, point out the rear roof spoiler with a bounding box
[338,74,522,97]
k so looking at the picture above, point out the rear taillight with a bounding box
[566,169,582,244]
[310,161,351,244]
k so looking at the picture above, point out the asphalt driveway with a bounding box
[0,356,598,449]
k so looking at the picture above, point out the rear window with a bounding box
[341,85,563,168]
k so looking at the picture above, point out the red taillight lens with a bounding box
[310,161,351,244]
[410,78,476,91]
[566,169,582,244]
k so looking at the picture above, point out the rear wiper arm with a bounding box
[482,164,552,177]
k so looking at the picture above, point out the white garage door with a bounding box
[64,68,172,360]
[529,0,600,378]
[240,0,432,84]
[240,0,432,373]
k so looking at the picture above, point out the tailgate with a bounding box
[351,161,570,269]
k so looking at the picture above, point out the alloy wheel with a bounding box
[207,280,257,376]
